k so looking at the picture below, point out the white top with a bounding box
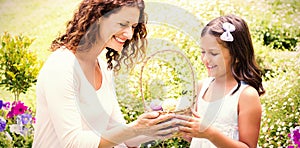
[190,78,248,148]
[33,47,127,148]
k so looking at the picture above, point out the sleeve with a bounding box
[43,57,100,148]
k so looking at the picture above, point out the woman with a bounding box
[33,0,178,147]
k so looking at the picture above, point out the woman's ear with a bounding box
[97,17,103,24]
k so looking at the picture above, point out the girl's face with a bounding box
[200,34,232,79]
[99,6,140,52]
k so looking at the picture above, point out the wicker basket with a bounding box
[139,49,197,115]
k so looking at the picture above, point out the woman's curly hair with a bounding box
[51,0,147,71]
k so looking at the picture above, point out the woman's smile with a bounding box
[113,35,126,45]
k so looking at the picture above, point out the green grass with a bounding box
[0,0,80,59]
[0,0,80,105]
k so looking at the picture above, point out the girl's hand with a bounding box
[182,134,192,142]
[175,114,213,139]
[130,112,179,139]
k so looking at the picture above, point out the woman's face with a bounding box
[99,6,140,53]
[200,34,232,78]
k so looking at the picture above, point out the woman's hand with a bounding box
[130,112,179,139]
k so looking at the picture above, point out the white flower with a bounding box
[5,131,12,141]
[9,124,23,135]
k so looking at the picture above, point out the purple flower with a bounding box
[0,117,6,132]
[0,100,3,109]
[290,126,300,146]
[2,102,10,110]
[20,127,29,136]
[19,113,32,125]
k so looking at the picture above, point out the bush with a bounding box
[253,0,300,51]
[258,51,300,147]
[0,32,43,101]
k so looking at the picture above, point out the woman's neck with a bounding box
[75,46,104,64]
[74,46,104,91]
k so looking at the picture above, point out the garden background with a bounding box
[0,0,299,147]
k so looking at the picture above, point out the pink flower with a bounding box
[12,101,28,116]
[6,101,28,118]
[32,117,36,124]
[7,110,15,119]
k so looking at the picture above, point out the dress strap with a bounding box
[194,77,214,113]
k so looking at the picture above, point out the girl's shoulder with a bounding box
[238,85,261,111]
[240,85,259,101]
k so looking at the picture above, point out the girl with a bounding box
[177,14,265,148]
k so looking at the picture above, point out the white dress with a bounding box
[190,78,248,148]
[33,47,128,148]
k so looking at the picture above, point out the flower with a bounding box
[0,117,6,132]
[0,99,35,145]
[9,124,23,135]
[0,100,10,110]
[13,101,28,115]
[19,113,32,125]
[288,126,300,147]
[0,100,3,109]
[6,101,28,119]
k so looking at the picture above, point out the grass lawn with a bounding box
[0,0,81,105]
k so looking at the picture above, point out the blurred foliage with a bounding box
[259,51,300,147]
[253,0,300,51]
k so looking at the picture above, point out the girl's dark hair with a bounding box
[201,14,265,96]
[51,0,147,71]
